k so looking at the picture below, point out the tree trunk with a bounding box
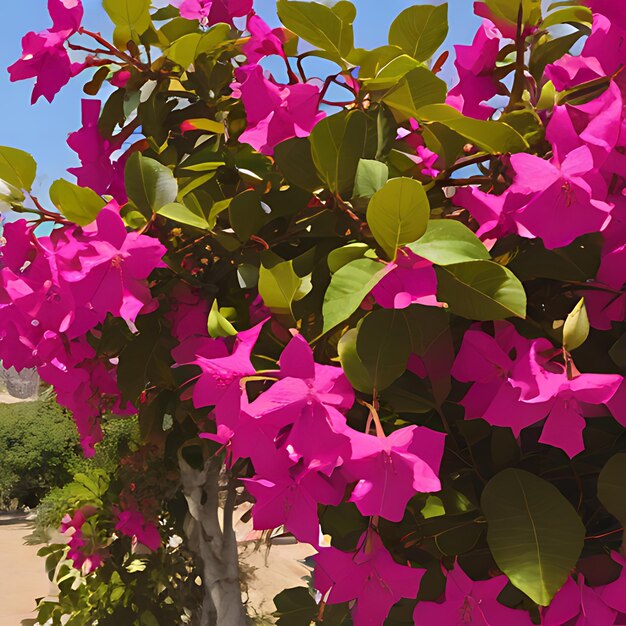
[178,448,248,626]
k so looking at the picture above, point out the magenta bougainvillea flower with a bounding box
[452,187,533,246]
[543,577,617,626]
[58,203,166,326]
[414,563,535,625]
[242,13,286,63]
[244,462,344,545]
[61,506,104,574]
[231,64,325,155]
[315,531,425,626]
[184,321,265,408]
[343,426,444,521]
[115,509,161,551]
[452,324,550,436]
[67,99,128,203]
[371,250,440,309]
[447,20,501,120]
[510,146,613,249]
[8,0,84,103]
[178,0,253,27]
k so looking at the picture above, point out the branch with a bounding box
[505,3,527,112]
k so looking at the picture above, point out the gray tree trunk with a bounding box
[178,448,248,626]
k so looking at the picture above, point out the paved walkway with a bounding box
[0,514,49,625]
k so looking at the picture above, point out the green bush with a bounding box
[0,399,139,509]
[0,400,80,508]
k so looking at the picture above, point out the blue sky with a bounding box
[0,0,479,196]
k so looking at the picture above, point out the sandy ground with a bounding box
[0,509,315,625]
[0,515,50,625]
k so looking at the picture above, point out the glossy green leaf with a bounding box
[435,260,527,320]
[125,152,178,215]
[361,54,421,90]
[276,0,356,65]
[484,0,542,27]
[0,146,36,191]
[482,468,585,605]
[356,308,412,391]
[338,328,374,393]
[276,0,355,66]
[389,4,449,61]
[274,138,322,192]
[542,5,592,28]
[563,298,589,351]
[408,220,490,265]
[165,25,231,68]
[417,104,528,153]
[157,202,209,230]
[310,110,368,195]
[49,179,106,226]
[327,243,371,273]
[103,0,152,48]
[367,177,430,261]
[382,68,447,121]
[258,259,312,317]
[322,258,387,333]
[353,159,389,200]
[229,190,270,241]
[598,454,626,528]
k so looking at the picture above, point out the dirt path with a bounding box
[0,514,50,625]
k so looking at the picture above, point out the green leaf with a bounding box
[165,25,231,68]
[274,138,323,192]
[322,258,387,333]
[598,454,626,528]
[229,190,270,241]
[353,159,389,201]
[436,260,527,320]
[417,104,528,153]
[366,177,430,261]
[277,0,355,66]
[408,220,490,265]
[49,180,106,226]
[327,243,371,273]
[273,587,317,626]
[0,146,36,191]
[482,468,585,606]
[484,0,542,28]
[388,4,449,61]
[125,152,178,215]
[157,202,209,230]
[208,301,237,338]
[338,328,374,393]
[356,308,412,391]
[310,110,368,195]
[258,259,312,317]
[103,0,152,48]
[361,54,421,90]
[563,298,589,351]
[542,5,592,27]
[382,68,447,121]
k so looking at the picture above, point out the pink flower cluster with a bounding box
[8,0,84,103]
[452,322,622,458]
[452,4,626,284]
[61,506,105,574]
[0,204,166,454]
[67,100,130,204]
[172,323,446,621]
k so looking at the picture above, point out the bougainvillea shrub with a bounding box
[4,0,626,624]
